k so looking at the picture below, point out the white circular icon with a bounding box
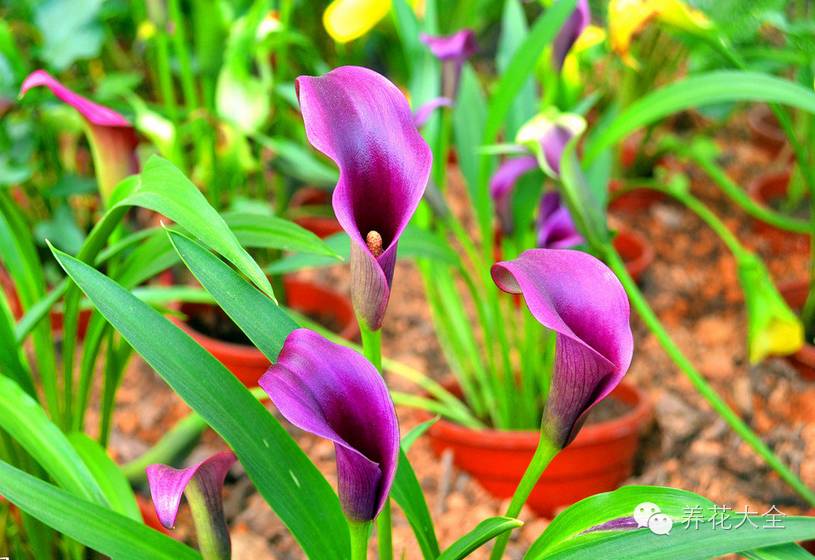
[647,513,673,536]
[634,502,661,528]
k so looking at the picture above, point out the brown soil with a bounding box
[102,115,815,558]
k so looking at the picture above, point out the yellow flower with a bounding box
[324,0,391,43]
[738,253,804,364]
[323,0,425,43]
[573,24,606,53]
[608,0,711,67]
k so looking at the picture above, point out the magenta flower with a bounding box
[491,250,633,447]
[489,155,538,235]
[259,329,400,522]
[552,0,591,70]
[420,29,477,99]
[536,192,584,249]
[516,112,585,179]
[413,96,453,128]
[297,66,431,330]
[147,451,237,559]
[19,70,138,202]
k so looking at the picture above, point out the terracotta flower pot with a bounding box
[177,279,359,387]
[747,171,809,252]
[608,179,666,213]
[614,228,654,284]
[0,266,91,339]
[747,105,786,157]
[136,494,173,536]
[289,187,342,239]
[423,381,652,517]
[778,279,815,381]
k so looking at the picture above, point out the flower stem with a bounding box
[349,521,371,560]
[603,245,815,507]
[490,434,559,560]
[359,324,391,560]
[185,477,231,560]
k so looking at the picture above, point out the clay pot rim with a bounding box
[747,105,786,144]
[614,227,654,280]
[421,380,652,450]
[174,279,358,359]
[746,169,791,201]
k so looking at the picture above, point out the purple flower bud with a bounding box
[491,250,633,447]
[297,66,431,330]
[553,0,591,70]
[489,155,539,235]
[20,70,139,201]
[147,451,237,559]
[260,328,400,522]
[420,29,477,99]
[413,96,453,128]
[536,192,584,249]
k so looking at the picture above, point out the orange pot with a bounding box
[177,279,358,387]
[747,105,787,157]
[290,187,342,239]
[778,279,815,381]
[747,171,809,252]
[614,228,654,284]
[422,381,652,517]
[608,179,666,213]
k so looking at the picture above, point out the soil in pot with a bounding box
[423,381,652,518]
[778,280,815,381]
[177,279,359,387]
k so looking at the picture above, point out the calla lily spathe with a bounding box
[536,192,584,249]
[147,451,237,559]
[260,328,400,522]
[552,0,590,70]
[297,66,431,330]
[489,155,539,235]
[492,250,633,447]
[738,253,804,364]
[20,70,138,202]
[420,29,477,99]
[516,111,586,178]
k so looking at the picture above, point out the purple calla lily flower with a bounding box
[491,250,633,447]
[420,29,477,99]
[20,70,138,201]
[297,66,431,330]
[552,0,591,70]
[516,113,585,179]
[536,192,584,249]
[414,96,453,128]
[259,328,400,522]
[489,156,538,235]
[147,451,237,559]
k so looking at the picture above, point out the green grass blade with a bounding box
[439,517,522,560]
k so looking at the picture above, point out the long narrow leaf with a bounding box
[439,517,522,560]
[0,460,200,560]
[50,246,350,558]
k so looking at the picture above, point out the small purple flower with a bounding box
[489,155,538,235]
[420,29,477,99]
[147,451,237,559]
[553,0,591,70]
[413,96,453,128]
[20,70,138,201]
[536,192,584,249]
[260,328,400,522]
[516,113,585,178]
[297,66,431,330]
[491,250,633,447]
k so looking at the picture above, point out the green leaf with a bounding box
[50,247,349,558]
[167,230,298,361]
[126,156,275,301]
[453,64,488,212]
[0,286,35,396]
[0,460,200,560]
[68,433,140,521]
[0,376,105,505]
[439,517,523,560]
[402,417,438,452]
[536,516,815,560]
[743,543,815,560]
[584,72,815,165]
[497,0,536,138]
[34,0,103,70]
[224,211,341,257]
[526,485,815,559]
[392,447,440,560]
[254,135,338,186]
